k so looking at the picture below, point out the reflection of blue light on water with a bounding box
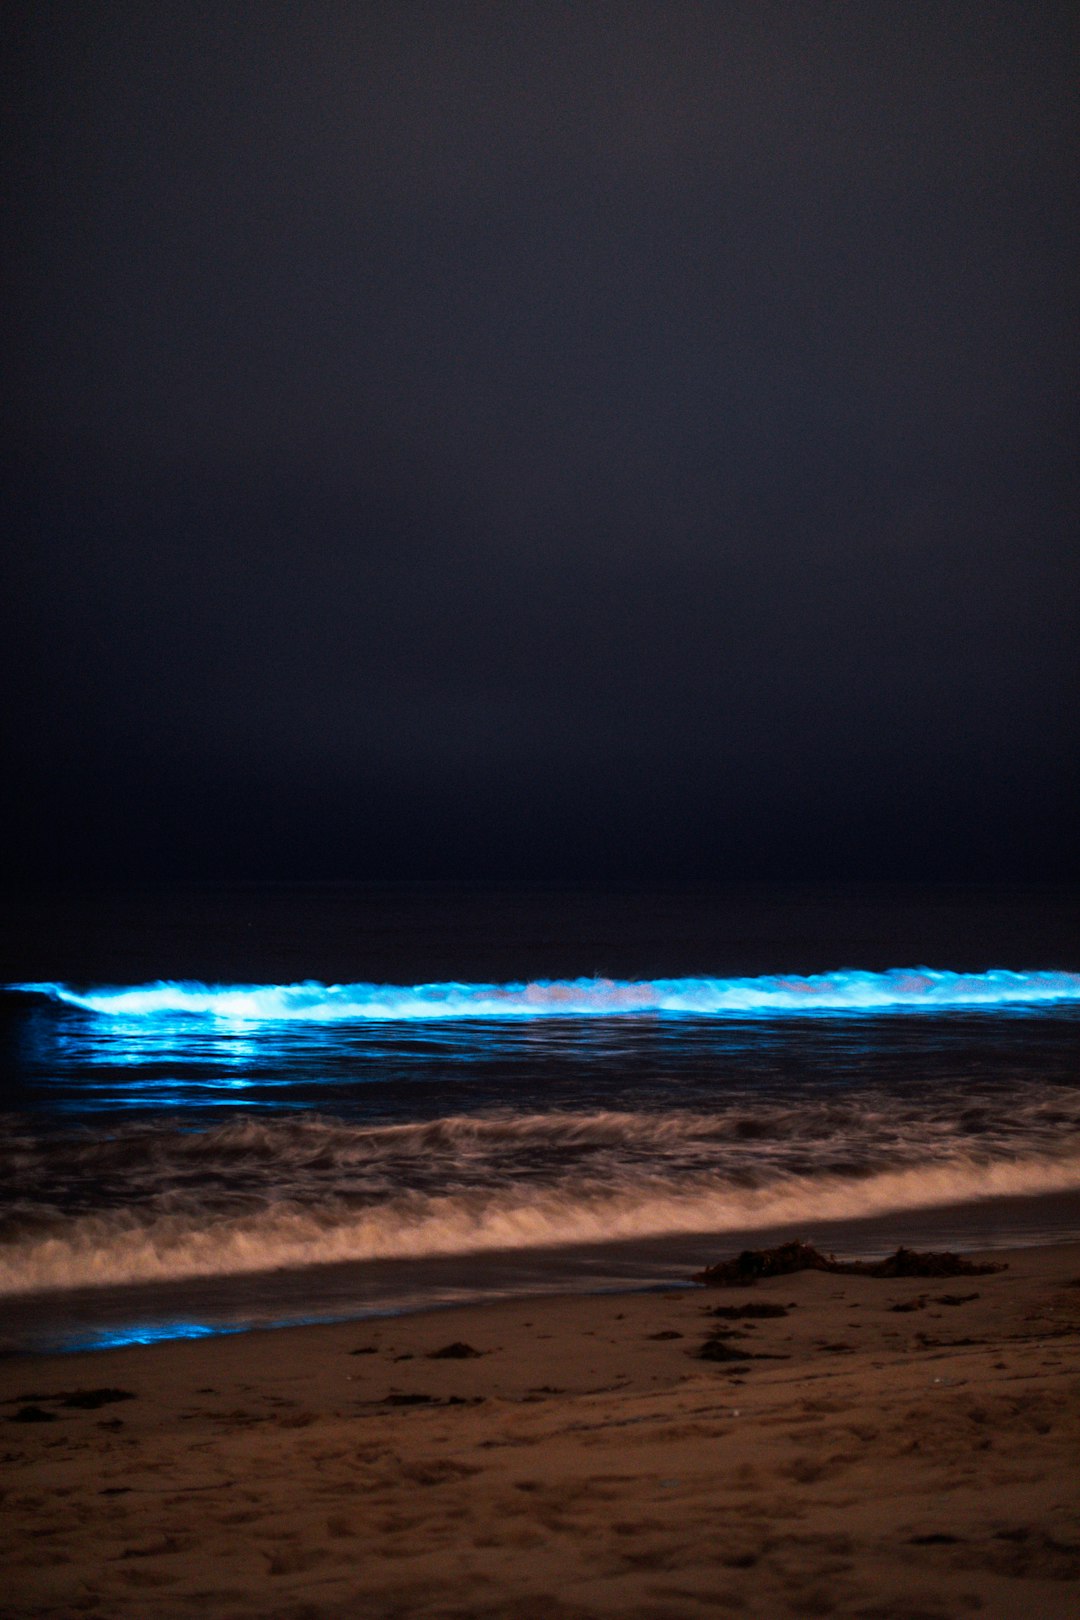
[14,968,1080,1023]
[9,970,1078,1124]
[41,1016,262,1069]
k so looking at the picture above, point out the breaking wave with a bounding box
[13,967,1080,1021]
[3,1098,1080,1295]
[2,1153,1078,1296]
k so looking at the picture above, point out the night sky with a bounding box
[4,2,1077,885]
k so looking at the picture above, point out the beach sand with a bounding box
[2,1241,1078,1618]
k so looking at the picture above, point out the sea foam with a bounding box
[2,1150,1078,1295]
[13,967,1080,1021]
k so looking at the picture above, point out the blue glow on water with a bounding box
[70,1320,242,1350]
[56,1312,362,1353]
[10,968,1078,1124]
[13,968,1080,1021]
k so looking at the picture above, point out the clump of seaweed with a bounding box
[693,1241,1005,1288]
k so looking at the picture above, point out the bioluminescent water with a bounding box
[16,966,1080,1021]
[3,885,1078,1351]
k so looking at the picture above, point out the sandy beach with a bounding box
[3,1240,1078,1619]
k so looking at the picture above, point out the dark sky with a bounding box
[3,2,1077,884]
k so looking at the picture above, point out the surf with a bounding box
[13,967,1080,1021]
[3,1149,1079,1295]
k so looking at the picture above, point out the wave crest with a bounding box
[13,967,1080,1021]
[2,1151,1079,1295]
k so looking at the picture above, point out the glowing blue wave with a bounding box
[12,968,1080,1022]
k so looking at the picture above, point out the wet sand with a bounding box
[2,1240,1079,1618]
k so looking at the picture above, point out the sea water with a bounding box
[1,882,1077,1352]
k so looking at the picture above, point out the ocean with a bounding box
[2,882,1078,1354]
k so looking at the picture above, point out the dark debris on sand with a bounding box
[378,1392,486,1407]
[696,1340,755,1362]
[889,1291,981,1313]
[706,1302,791,1320]
[8,1388,135,1412]
[694,1241,1007,1287]
[696,1337,789,1363]
[9,1405,58,1423]
[59,1388,136,1410]
[427,1341,485,1359]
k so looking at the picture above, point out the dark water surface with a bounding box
[2,882,1077,1352]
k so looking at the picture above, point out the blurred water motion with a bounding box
[3,888,1078,1352]
[11,988,1078,1121]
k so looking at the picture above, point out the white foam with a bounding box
[3,1152,1079,1295]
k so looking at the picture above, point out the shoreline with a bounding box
[6,1185,1080,1357]
[3,1237,1078,1617]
